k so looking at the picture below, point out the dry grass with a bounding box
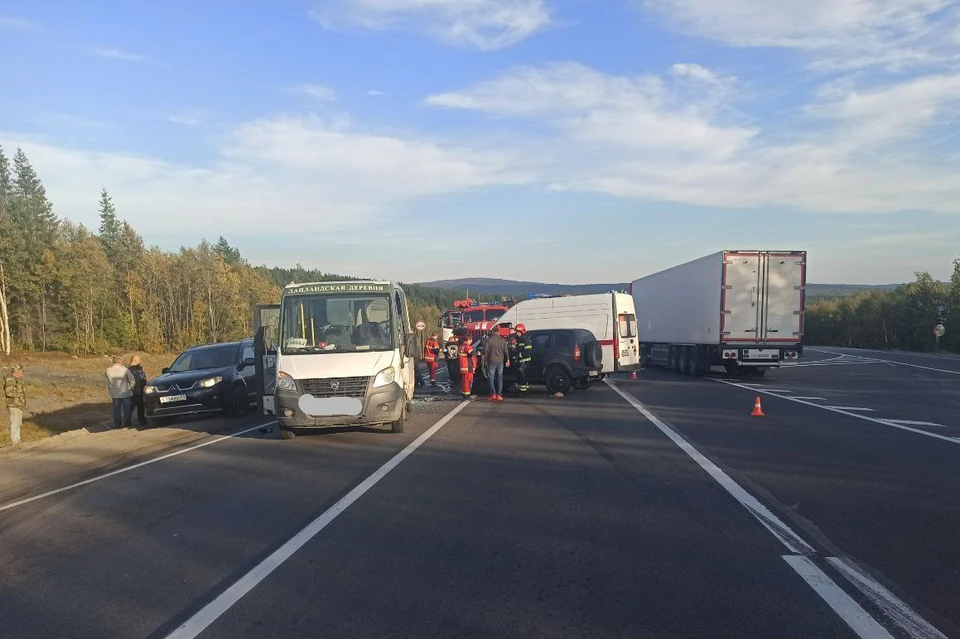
[1,351,179,445]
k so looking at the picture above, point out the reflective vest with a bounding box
[424,337,440,363]
[458,342,475,373]
[509,335,533,364]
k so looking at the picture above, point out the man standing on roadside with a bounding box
[106,356,135,429]
[3,364,25,448]
[484,328,511,402]
[128,355,148,427]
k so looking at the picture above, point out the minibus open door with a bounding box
[253,304,281,416]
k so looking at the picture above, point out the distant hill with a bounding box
[418,278,903,302]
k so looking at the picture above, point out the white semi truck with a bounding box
[630,250,806,377]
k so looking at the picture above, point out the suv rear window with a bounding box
[553,332,575,350]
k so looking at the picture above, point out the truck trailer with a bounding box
[630,250,806,377]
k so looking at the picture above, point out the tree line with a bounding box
[0,145,478,356]
[805,268,960,352]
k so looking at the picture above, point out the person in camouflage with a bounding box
[3,364,25,448]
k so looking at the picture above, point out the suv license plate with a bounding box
[160,394,187,404]
[589,370,599,376]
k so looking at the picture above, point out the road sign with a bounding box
[416,320,426,332]
[934,324,945,338]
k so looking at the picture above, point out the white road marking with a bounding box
[604,380,814,555]
[0,422,275,513]
[713,378,960,447]
[783,556,895,639]
[827,406,876,412]
[882,420,945,429]
[809,348,960,376]
[603,380,936,635]
[792,397,827,401]
[164,400,471,639]
[827,557,949,639]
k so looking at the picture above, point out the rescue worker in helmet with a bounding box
[424,330,441,387]
[458,334,476,399]
[508,324,533,393]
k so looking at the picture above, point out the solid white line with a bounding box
[792,397,827,401]
[827,406,876,412]
[783,556,895,639]
[827,557,948,639]
[0,422,275,513]
[603,380,815,555]
[164,400,471,639]
[809,348,960,376]
[882,420,945,429]
[712,379,960,447]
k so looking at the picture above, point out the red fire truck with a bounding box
[440,299,514,342]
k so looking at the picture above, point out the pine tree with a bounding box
[98,188,122,259]
[213,236,243,266]
[0,146,11,354]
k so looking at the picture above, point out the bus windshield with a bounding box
[280,294,394,354]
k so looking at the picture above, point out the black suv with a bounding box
[144,339,257,424]
[477,328,603,394]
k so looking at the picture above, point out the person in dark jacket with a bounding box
[483,328,511,401]
[128,355,148,426]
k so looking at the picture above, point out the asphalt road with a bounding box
[0,349,957,639]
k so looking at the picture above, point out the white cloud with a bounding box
[0,116,525,236]
[429,62,960,214]
[291,83,337,102]
[643,0,959,69]
[367,89,386,96]
[311,0,551,50]
[0,15,51,34]
[83,47,146,61]
[166,108,209,127]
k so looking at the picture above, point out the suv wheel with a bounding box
[544,365,573,395]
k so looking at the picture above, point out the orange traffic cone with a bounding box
[630,371,638,380]
[751,396,765,417]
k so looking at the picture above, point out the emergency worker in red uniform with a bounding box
[458,335,476,398]
[424,331,441,386]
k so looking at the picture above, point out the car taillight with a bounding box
[574,345,581,362]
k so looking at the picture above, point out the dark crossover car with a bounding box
[144,340,258,424]
[476,328,603,394]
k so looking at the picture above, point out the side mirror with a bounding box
[240,358,255,370]
[162,367,170,374]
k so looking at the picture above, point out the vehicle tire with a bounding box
[573,377,593,390]
[544,365,573,395]
[391,405,406,434]
[688,347,703,377]
[147,416,171,428]
[679,346,690,375]
[584,342,602,369]
[406,400,414,413]
[669,348,681,374]
[227,385,249,417]
[724,361,739,376]
[280,428,297,440]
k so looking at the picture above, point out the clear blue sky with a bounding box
[2,1,960,284]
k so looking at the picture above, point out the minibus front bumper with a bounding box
[275,382,405,429]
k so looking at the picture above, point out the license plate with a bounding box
[745,349,779,359]
[589,371,599,376]
[160,394,187,404]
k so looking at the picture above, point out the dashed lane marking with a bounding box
[607,380,948,638]
[826,406,876,412]
[712,378,960,447]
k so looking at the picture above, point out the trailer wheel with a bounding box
[679,347,690,375]
[724,361,739,376]
[687,347,704,377]
[748,367,767,378]
[670,348,681,374]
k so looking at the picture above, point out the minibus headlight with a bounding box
[373,367,396,388]
[276,371,297,392]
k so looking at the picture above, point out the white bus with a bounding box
[496,293,641,375]
[253,281,418,440]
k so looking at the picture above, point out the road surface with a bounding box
[0,348,957,638]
